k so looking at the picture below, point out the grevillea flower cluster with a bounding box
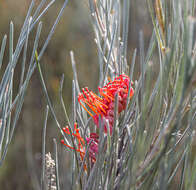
[61,74,134,168]
[61,123,98,164]
[78,74,134,134]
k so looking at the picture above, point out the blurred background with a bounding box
[0,0,152,189]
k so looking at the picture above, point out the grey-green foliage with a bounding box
[39,0,196,189]
[0,0,69,167]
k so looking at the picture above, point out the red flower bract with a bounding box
[78,74,134,134]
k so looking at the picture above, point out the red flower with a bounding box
[78,74,134,134]
[61,123,98,168]
[61,75,134,170]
